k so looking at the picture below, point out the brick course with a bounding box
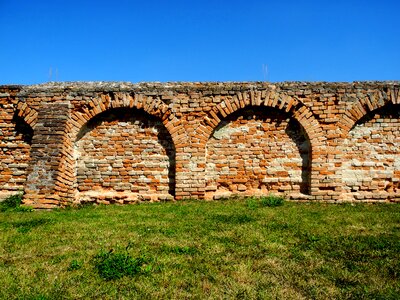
[0,81,399,208]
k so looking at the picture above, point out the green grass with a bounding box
[0,199,399,299]
[0,193,32,212]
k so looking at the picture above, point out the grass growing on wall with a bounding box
[0,199,399,299]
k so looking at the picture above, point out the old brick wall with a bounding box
[0,86,33,199]
[341,103,400,200]
[75,107,175,203]
[0,81,399,208]
[205,107,310,199]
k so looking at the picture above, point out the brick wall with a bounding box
[341,103,400,200]
[205,107,310,199]
[0,86,32,199]
[75,107,175,203]
[0,81,399,208]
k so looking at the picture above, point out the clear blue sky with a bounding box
[1,0,399,84]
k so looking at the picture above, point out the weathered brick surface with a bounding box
[0,86,32,199]
[205,107,310,199]
[23,102,72,208]
[76,108,175,203]
[0,81,399,208]
[341,103,400,201]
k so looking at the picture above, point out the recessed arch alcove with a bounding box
[75,107,176,203]
[205,106,311,199]
[0,112,33,198]
[341,103,400,200]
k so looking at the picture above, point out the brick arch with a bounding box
[73,110,178,203]
[0,103,36,202]
[198,90,324,198]
[70,92,185,145]
[340,102,400,201]
[338,87,399,134]
[69,92,187,203]
[199,90,324,146]
[15,101,38,128]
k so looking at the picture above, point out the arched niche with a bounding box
[205,106,311,199]
[341,103,400,199]
[0,113,33,198]
[75,107,176,203]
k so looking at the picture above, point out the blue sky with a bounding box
[0,0,399,84]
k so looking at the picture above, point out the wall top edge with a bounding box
[1,81,399,95]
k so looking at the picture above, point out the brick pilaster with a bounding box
[23,102,72,208]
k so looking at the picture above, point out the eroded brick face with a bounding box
[0,116,32,197]
[0,87,33,199]
[342,104,400,200]
[75,108,175,202]
[206,107,310,198]
[0,81,399,208]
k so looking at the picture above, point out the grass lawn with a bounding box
[0,198,399,299]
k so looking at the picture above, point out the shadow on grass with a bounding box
[12,218,54,233]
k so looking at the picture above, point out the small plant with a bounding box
[0,194,22,211]
[245,195,285,209]
[92,244,152,280]
[260,194,285,207]
[16,205,34,212]
[67,259,83,271]
[246,197,259,210]
[0,193,33,212]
